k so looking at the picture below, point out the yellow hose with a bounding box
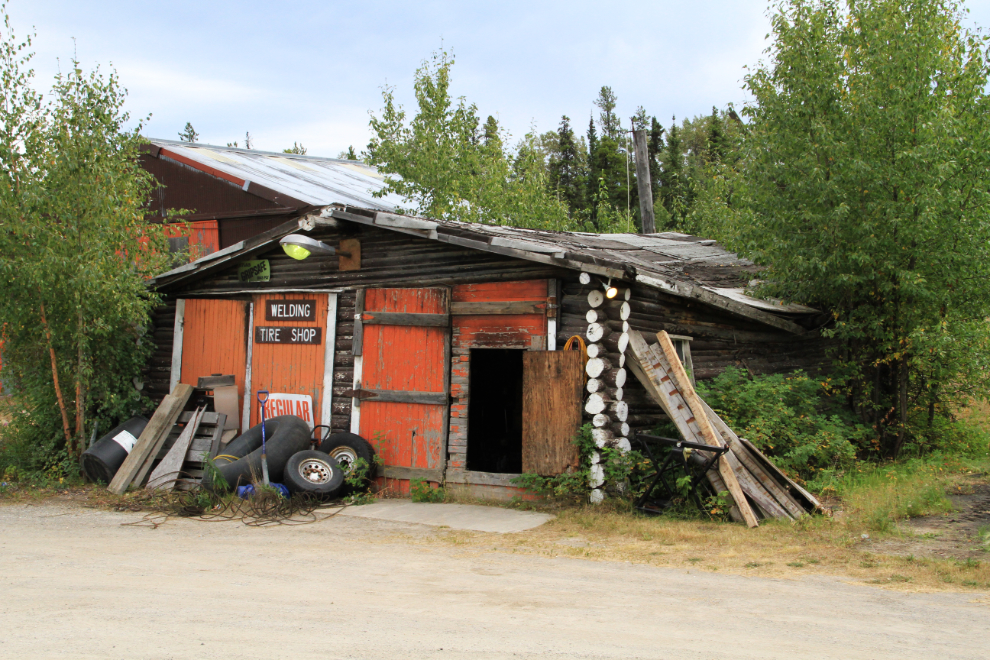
[563,335,589,371]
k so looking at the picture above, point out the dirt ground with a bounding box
[865,481,990,560]
[1,500,988,660]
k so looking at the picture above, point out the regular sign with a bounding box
[261,393,315,430]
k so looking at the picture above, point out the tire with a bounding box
[206,416,312,491]
[318,432,376,486]
[282,450,345,497]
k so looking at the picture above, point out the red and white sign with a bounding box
[261,393,314,430]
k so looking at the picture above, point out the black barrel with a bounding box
[80,416,149,484]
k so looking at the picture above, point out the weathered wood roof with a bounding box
[151,205,816,334]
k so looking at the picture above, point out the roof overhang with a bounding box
[151,205,810,334]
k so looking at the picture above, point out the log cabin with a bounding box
[142,141,830,499]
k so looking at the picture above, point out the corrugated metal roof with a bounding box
[148,139,409,210]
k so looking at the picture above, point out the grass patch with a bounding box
[413,456,990,593]
[835,459,956,532]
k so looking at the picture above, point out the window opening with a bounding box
[667,334,695,386]
[466,348,524,474]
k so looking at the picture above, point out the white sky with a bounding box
[9,0,990,157]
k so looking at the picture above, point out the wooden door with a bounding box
[522,351,583,475]
[250,293,328,427]
[179,299,249,426]
[358,288,449,484]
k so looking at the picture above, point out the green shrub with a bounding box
[410,478,445,503]
[697,367,866,482]
[511,424,649,503]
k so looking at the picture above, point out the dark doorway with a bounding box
[467,349,524,474]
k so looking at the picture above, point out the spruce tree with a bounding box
[178,122,198,143]
[482,115,501,152]
[587,115,599,225]
[648,117,664,199]
[594,86,620,140]
[550,115,584,216]
[705,106,725,165]
[657,116,688,229]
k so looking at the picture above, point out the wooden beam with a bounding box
[381,465,444,482]
[739,438,829,515]
[169,299,185,393]
[320,293,338,429]
[350,289,365,435]
[107,383,194,494]
[632,129,656,234]
[241,301,255,433]
[362,311,449,327]
[655,331,760,528]
[635,274,807,335]
[700,399,807,519]
[348,389,447,405]
[147,407,205,491]
[450,301,544,316]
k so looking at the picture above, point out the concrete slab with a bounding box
[337,500,554,533]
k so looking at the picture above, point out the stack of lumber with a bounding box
[146,409,227,491]
[107,384,226,494]
[627,329,826,527]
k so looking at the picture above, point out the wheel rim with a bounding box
[298,458,333,485]
[329,447,358,475]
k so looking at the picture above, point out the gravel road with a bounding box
[1,501,987,659]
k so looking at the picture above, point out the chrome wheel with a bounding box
[299,458,333,484]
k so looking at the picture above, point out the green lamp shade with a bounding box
[283,244,311,260]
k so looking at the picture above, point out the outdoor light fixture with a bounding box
[279,234,351,261]
[603,278,619,299]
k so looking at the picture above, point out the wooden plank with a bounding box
[521,351,582,475]
[206,412,226,463]
[740,438,829,514]
[147,407,205,491]
[321,293,338,428]
[108,383,194,494]
[241,301,255,432]
[168,299,185,393]
[547,279,558,351]
[197,375,234,388]
[654,331,759,528]
[189,437,214,452]
[362,312,449,327]
[381,465,444,482]
[632,130,656,234]
[350,289,365,434]
[353,289,365,357]
[178,411,221,425]
[356,389,447,405]
[451,301,544,316]
[440,288,452,484]
[700,399,807,519]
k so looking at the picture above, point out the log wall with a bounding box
[556,274,833,440]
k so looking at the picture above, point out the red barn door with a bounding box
[357,288,449,489]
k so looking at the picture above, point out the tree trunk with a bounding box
[74,306,86,457]
[40,302,72,446]
[893,357,909,458]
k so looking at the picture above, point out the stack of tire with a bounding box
[208,416,375,499]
